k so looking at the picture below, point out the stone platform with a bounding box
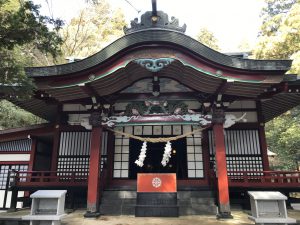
[100,190,217,216]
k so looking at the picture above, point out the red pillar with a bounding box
[212,109,232,218]
[256,101,270,171]
[50,125,60,171]
[28,138,37,171]
[85,125,103,217]
[258,125,270,171]
[24,138,37,199]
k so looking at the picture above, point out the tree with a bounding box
[0,100,45,130]
[265,107,300,170]
[60,0,126,59]
[196,27,220,51]
[254,0,300,74]
[0,0,63,97]
[257,0,300,170]
[0,0,63,129]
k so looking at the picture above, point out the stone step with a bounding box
[179,204,217,215]
[178,198,216,205]
[99,204,135,215]
[101,190,136,199]
[136,193,177,206]
[178,191,216,198]
[135,205,179,217]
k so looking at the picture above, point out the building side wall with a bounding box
[0,139,31,209]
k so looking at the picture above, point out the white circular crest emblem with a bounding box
[152,177,162,188]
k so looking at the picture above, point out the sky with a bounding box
[33,0,265,52]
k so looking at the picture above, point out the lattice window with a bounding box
[113,127,129,178]
[208,129,263,173]
[57,131,108,176]
[0,164,28,190]
[186,126,204,178]
[57,156,90,177]
[0,139,32,152]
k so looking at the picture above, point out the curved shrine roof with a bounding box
[4,10,299,123]
[26,29,291,78]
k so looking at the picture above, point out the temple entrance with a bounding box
[129,137,187,179]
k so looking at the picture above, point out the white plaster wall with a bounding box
[229,100,256,109]
[0,190,5,208]
[63,104,87,111]
[0,154,30,161]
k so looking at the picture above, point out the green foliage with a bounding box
[265,107,300,170]
[260,0,296,35]
[0,0,63,97]
[196,27,220,51]
[60,0,126,58]
[0,100,45,130]
[0,0,63,129]
[0,0,63,55]
[257,0,300,170]
[254,0,300,74]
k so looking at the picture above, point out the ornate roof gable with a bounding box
[123,11,187,34]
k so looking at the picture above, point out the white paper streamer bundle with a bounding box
[161,141,172,167]
[135,141,147,167]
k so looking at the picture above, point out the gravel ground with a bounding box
[61,209,300,225]
[1,208,300,225]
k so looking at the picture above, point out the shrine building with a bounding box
[0,1,299,218]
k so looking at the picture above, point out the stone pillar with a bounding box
[212,108,232,218]
[84,112,103,217]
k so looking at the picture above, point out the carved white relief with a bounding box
[173,114,212,126]
[68,112,247,130]
[224,113,247,128]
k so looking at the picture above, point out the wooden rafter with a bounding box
[201,80,235,105]
[79,83,110,105]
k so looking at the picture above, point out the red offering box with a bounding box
[137,173,177,193]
